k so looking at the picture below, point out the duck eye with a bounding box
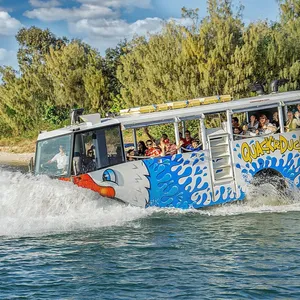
[103,169,117,183]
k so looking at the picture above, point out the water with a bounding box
[1,166,300,299]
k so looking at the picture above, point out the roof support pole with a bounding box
[226,109,233,139]
[132,128,138,150]
[283,105,288,120]
[278,102,285,133]
[199,114,207,150]
[174,117,181,154]
[181,121,186,137]
[245,112,249,123]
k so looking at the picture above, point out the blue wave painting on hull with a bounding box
[143,152,244,209]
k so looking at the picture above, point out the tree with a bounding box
[45,41,89,109]
[104,40,129,112]
[183,0,244,96]
[16,26,67,71]
[84,51,109,115]
[117,22,200,107]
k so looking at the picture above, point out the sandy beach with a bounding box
[0,151,35,165]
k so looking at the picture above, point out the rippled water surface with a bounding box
[1,166,300,299]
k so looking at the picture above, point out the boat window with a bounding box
[284,103,300,132]
[204,113,226,129]
[204,112,227,136]
[72,125,124,175]
[233,107,281,139]
[35,134,72,176]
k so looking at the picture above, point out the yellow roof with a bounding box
[120,95,232,116]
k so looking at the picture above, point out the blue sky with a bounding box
[0,0,280,69]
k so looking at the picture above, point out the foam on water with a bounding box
[0,168,152,237]
[1,167,299,237]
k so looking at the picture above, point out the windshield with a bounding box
[35,134,72,177]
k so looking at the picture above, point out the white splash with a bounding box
[0,168,152,237]
[1,167,299,237]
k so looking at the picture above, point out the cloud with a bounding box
[0,6,13,13]
[70,17,192,54]
[77,0,151,9]
[29,0,61,8]
[0,48,18,68]
[23,0,190,55]
[24,5,117,21]
[0,11,22,36]
[24,0,151,22]
[71,17,163,39]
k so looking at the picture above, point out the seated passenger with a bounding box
[127,149,136,161]
[294,110,300,128]
[232,117,240,129]
[271,111,280,128]
[185,140,202,152]
[145,140,161,157]
[179,132,185,144]
[233,127,242,134]
[160,138,180,156]
[47,145,68,173]
[137,141,147,156]
[241,125,249,136]
[233,126,243,139]
[247,115,259,132]
[257,114,269,134]
[181,130,194,147]
[285,111,297,132]
[83,146,96,172]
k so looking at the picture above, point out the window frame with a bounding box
[71,124,125,174]
[34,133,74,177]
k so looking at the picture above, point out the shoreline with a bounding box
[0,151,35,165]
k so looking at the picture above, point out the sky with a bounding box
[0,0,280,70]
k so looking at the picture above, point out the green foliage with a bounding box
[43,105,69,125]
[117,23,201,107]
[16,26,68,71]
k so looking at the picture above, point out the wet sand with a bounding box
[0,152,35,165]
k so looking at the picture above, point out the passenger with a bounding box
[127,149,136,161]
[144,127,169,144]
[257,114,269,134]
[233,126,243,139]
[181,130,194,147]
[241,125,249,136]
[247,115,259,132]
[137,141,147,156]
[86,145,95,159]
[285,111,297,132]
[160,138,181,156]
[83,146,96,172]
[232,117,240,129]
[47,145,68,173]
[179,132,186,145]
[233,127,242,135]
[145,139,161,157]
[185,140,202,152]
[271,111,280,128]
